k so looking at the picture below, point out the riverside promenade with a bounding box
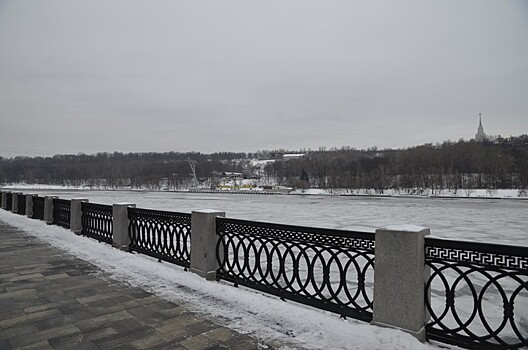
[0,220,279,350]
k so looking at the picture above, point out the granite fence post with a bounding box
[70,198,88,235]
[190,209,225,280]
[25,194,35,218]
[44,196,58,224]
[0,191,6,209]
[12,192,21,213]
[371,225,431,342]
[113,203,135,250]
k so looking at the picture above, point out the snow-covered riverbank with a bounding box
[2,183,527,199]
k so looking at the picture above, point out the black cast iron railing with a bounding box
[52,198,71,229]
[128,208,191,268]
[425,237,528,349]
[216,217,376,321]
[17,194,26,216]
[81,202,113,244]
[6,193,12,211]
[32,196,45,220]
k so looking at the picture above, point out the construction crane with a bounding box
[187,159,198,187]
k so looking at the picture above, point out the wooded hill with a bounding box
[267,136,528,192]
[1,136,527,191]
[0,152,249,189]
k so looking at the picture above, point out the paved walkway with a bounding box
[0,220,280,350]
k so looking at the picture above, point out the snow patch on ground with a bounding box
[2,183,94,190]
[3,183,527,199]
[0,210,448,350]
[292,188,527,199]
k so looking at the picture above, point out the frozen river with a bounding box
[20,189,528,246]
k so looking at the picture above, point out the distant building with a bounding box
[269,152,305,160]
[475,113,487,142]
[283,153,305,160]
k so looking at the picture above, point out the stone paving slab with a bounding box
[0,220,283,349]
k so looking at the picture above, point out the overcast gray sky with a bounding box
[1,0,527,157]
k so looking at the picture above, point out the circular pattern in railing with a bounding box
[17,195,26,216]
[53,198,71,229]
[128,208,191,268]
[216,218,375,321]
[426,246,528,349]
[81,202,113,244]
[32,196,45,220]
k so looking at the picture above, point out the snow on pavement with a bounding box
[0,210,451,350]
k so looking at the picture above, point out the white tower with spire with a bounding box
[475,112,487,142]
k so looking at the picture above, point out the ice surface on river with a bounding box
[23,189,528,246]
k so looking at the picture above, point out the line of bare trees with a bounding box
[1,136,527,192]
[265,136,528,193]
[0,151,247,190]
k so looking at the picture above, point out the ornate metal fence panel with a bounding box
[81,202,113,244]
[52,198,71,228]
[32,196,45,220]
[17,195,26,216]
[425,237,528,349]
[128,208,191,268]
[6,193,12,211]
[216,217,375,321]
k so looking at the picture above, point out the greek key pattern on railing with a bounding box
[17,195,26,216]
[425,237,528,349]
[220,221,376,251]
[32,196,45,220]
[81,202,113,244]
[427,243,528,271]
[216,217,375,321]
[128,208,191,268]
[52,198,71,229]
